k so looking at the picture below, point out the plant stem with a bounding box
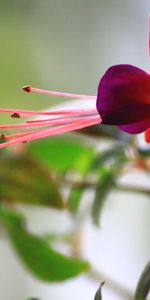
[59,176,150,197]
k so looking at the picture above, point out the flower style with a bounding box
[0,66,149,148]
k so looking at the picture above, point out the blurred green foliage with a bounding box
[0,129,141,284]
[0,117,150,298]
[27,136,94,174]
[0,152,64,208]
[0,205,90,281]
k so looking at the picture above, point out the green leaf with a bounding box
[134,261,150,300]
[0,205,24,227]
[1,206,90,281]
[91,147,126,226]
[92,167,116,225]
[27,136,94,174]
[94,282,105,300]
[0,153,64,209]
[68,187,84,214]
[74,148,94,175]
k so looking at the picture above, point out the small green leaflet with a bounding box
[0,206,90,281]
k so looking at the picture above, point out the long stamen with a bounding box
[0,115,81,129]
[0,108,97,117]
[0,115,101,148]
[1,131,36,140]
[23,85,96,100]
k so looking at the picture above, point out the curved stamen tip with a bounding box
[22,85,31,93]
[11,113,20,118]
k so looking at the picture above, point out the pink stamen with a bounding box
[0,108,97,117]
[0,115,101,148]
[26,116,78,125]
[23,85,96,100]
[0,116,79,129]
[2,131,36,140]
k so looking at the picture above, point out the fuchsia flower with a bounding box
[0,67,149,149]
[0,17,150,148]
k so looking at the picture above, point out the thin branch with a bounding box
[58,175,150,197]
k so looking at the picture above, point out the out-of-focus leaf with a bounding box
[134,261,150,300]
[0,153,64,209]
[92,147,126,225]
[68,187,84,214]
[92,167,116,225]
[27,136,94,174]
[94,282,105,300]
[0,204,24,227]
[91,145,126,171]
[75,148,94,175]
[92,160,125,226]
[0,205,90,281]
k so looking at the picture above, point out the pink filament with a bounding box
[0,85,99,148]
[0,115,101,148]
[0,116,81,129]
[2,131,36,140]
[0,108,97,117]
[23,85,96,100]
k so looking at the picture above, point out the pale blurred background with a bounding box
[0,0,150,299]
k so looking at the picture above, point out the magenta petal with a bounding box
[96,64,150,127]
[118,119,150,134]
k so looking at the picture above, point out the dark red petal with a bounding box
[145,128,150,142]
[96,64,150,127]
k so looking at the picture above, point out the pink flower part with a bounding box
[0,115,101,148]
[0,86,101,148]
[23,85,96,100]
